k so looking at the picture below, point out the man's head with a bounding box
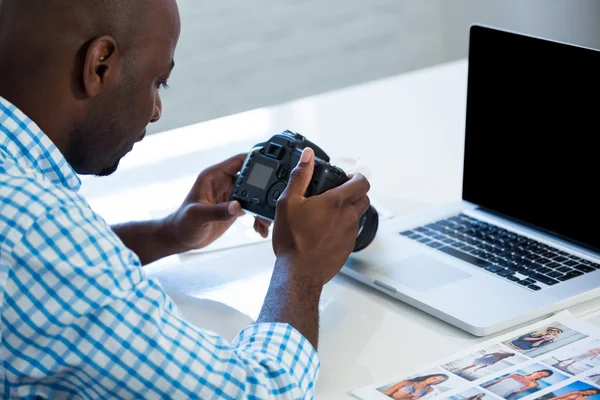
[0,0,180,176]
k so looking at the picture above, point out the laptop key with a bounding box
[506,275,520,282]
[486,266,504,273]
[558,271,584,281]
[548,271,563,278]
[529,274,559,286]
[537,267,552,274]
[564,260,578,267]
[517,280,529,286]
[438,246,493,268]
[496,269,514,277]
[553,256,568,263]
[573,264,595,273]
[426,241,444,249]
[557,266,573,273]
[528,285,542,291]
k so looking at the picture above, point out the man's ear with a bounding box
[83,36,119,98]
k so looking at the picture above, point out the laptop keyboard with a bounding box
[400,214,599,291]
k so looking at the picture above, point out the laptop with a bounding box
[341,25,600,336]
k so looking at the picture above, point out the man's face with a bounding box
[71,0,180,176]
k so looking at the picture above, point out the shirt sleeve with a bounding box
[1,205,319,399]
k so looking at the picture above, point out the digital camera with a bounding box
[231,130,378,252]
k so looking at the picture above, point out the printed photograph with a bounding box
[542,339,600,376]
[377,368,465,399]
[503,323,588,358]
[480,363,569,400]
[536,381,600,400]
[442,345,529,382]
[584,372,600,387]
[446,388,490,400]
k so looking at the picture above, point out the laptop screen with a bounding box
[463,25,600,252]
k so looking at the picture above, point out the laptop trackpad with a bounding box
[376,255,471,292]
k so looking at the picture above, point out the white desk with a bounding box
[80,59,600,399]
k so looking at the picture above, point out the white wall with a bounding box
[149,0,600,134]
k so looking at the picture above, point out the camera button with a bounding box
[233,187,239,194]
[276,167,287,179]
[251,196,261,205]
[267,182,287,209]
[241,168,247,176]
[241,190,247,198]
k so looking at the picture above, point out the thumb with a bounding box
[285,148,315,197]
[188,201,243,222]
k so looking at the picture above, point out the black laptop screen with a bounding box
[463,26,600,252]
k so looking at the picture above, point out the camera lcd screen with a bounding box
[247,163,273,190]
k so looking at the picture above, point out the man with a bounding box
[0,0,371,398]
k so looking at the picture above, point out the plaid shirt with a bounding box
[0,97,319,399]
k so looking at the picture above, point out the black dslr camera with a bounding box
[231,130,378,252]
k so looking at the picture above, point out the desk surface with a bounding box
[80,59,600,399]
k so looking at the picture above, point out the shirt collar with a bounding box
[0,96,81,192]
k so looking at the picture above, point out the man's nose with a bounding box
[151,93,162,123]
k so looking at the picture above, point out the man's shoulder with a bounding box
[0,165,91,242]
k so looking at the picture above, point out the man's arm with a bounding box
[258,256,323,348]
[6,206,319,399]
[111,218,185,265]
[257,148,371,349]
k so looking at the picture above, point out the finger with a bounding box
[282,148,315,198]
[188,201,244,222]
[256,217,272,229]
[257,219,271,237]
[329,173,371,204]
[254,218,269,238]
[215,153,248,176]
[353,195,371,219]
[259,223,269,238]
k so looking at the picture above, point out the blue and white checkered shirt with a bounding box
[0,97,319,399]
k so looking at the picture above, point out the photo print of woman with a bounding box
[504,324,588,358]
[378,373,452,399]
[446,388,489,400]
[537,381,600,400]
[442,345,528,382]
[481,364,568,400]
[542,339,600,376]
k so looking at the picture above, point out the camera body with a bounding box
[231,130,346,220]
[231,130,378,251]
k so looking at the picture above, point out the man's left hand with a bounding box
[165,153,271,251]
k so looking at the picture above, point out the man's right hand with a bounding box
[272,147,371,286]
[257,147,371,349]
